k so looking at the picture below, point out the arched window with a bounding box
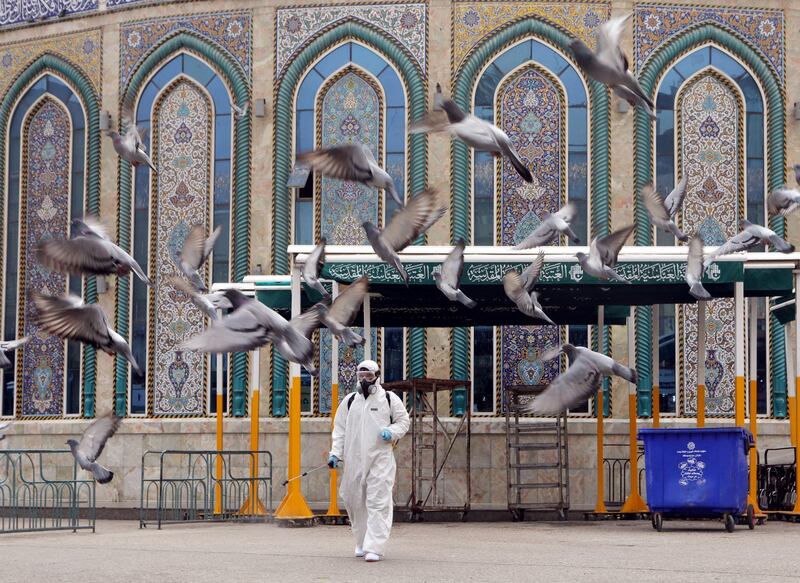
[293,41,407,414]
[652,46,766,417]
[129,52,232,416]
[2,74,86,417]
[470,38,591,414]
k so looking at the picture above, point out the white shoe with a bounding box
[354,546,365,558]
[364,552,381,562]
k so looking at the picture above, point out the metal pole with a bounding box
[594,305,608,514]
[275,266,314,521]
[621,307,647,513]
[735,281,745,427]
[214,327,223,515]
[652,304,660,427]
[747,298,761,513]
[696,301,706,427]
[239,348,265,516]
[363,293,372,361]
[786,321,796,447]
[325,281,344,519]
[793,271,800,514]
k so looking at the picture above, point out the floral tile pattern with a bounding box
[635,4,784,81]
[678,73,742,417]
[151,81,212,416]
[452,2,609,73]
[276,3,426,78]
[319,72,380,246]
[0,29,102,98]
[20,99,70,417]
[0,0,96,27]
[120,11,251,91]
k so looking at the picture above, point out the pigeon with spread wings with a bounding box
[176,225,221,292]
[67,415,122,484]
[576,224,635,284]
[513,203,580,249]
[302,238,330,299]
[0,336,28,368]
[105,109,157,173]
[319,276,369,347]
[686,235,711,301]
[640,183,689,242]
[704,220,795,268]
[434,240,477,308]
[502,251,554,324]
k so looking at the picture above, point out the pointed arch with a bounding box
[0,54,100,417]
[114,32,251,417]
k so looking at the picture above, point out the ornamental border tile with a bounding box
[452,2,610,73]
[275,3,427,78]
[119,10,252,92]
[0,0,97,28]
[634,3,784,82]
[0,29,102,97]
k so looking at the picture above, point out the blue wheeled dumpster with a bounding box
[638,427,755,532]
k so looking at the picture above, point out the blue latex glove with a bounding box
[380,428,393,442]
[327,455,339,469]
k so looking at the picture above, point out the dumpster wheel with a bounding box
[746,505,755,530]
[652,512,663,532]
[724,513,735,533]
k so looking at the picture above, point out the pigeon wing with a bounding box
[523,361,602,415]
[441,240,466,289]
[381,188,442,251]
[201,226,222,263]
[297,145,372,183]
[553,202,577,223]
[0,336,29,351]
[303,239,326,282]
[520,250,545,292]
[327,276,368,327]
[33,294,111,346]
[596,224,634,267]
[664,175,688,218]
[503,271,530,307]
[640,183,670,223]
[75,215,111,240]
[686,235,705,283]
[37,237,121,276]
[77,415,121,463]
[180,225,209,271]
[596,14,630,71]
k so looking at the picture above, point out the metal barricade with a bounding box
[757,447,796,511]
[139,449,273,529]
[0,449,95,534]
[603,443,646,510]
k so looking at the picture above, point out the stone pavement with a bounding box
[2,519,799,582]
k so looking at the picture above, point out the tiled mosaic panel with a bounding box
[20,100,70,416]
[0,0,96,27]
[635,4,783,81]
[152,81,211,416]
[453,2,609,72]
[318,328,378,414]
[276,3,426,77]
[679,73,741,416]
[498,65,563,405]
[319,72,380,245]
[120,11,251,90]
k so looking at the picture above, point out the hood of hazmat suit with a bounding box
[330,365,409,557]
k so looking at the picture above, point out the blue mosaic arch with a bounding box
[114,32,251,417]
[633,25,786,418]
[273,21,427,417]
[0,55,101,419]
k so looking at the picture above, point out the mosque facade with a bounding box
[0,0,797,511]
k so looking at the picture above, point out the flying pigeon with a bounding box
[575,224,635,284]
[298,144,403,208]
[640,183,689,242]
[176,225,221,292]
[411,99,533,183]
[67,414,121,484]
[302,238,330,299]
[0,420,12,441]
[570,15,656,120]
[37,216,153,286]
[704,220,795,268]
[32,293,142,374]
[768,186,800,217]
[363,188,447,286]
[434,240,477,308]
[502,251,554,324]
[686,235,711,301]
[0,336,29,368]
[513,202,580,249]
[522,343,638,414]
[169,277,232,321]
[105,110,157,173]
[664,175,688,218]
[182,289,322,376]
[319,276,369,347]
[231,99,249,119]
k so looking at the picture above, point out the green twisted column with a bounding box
[114,32,251,416]
[0,55,100,417]
[634,25,786,417]
[273,22,428,407]
[451,327,469,415]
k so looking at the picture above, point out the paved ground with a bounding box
[2,518,800,582]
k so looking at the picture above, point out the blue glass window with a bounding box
[3,75,85,416]
[473,326,494,413]
[383,328,404,383]
[131,53,232,415]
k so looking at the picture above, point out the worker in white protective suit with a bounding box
[329,359,410,562]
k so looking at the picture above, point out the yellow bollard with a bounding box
[594,389,608,514]
[620,311,647,514]
[735,282,745,427]
[275,376,314,520]
[324,383,344,519]
[747,300,761,514]
[696,301,706,428]
[652,304,660,428]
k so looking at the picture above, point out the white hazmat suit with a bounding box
[330,362,410,558]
